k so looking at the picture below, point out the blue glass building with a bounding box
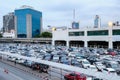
[94,15,101,28]
[15,6,42,38]
[72,22,79,29]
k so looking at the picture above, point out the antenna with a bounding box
[73,9,75,21]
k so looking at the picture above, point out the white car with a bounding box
[11,57,17,62]
[16,58,25,64]
[88,65,98,71]
[81,59,91,68]
[68,52,76,57]
[102,68,117,75]
[94,62,105,71]
[76,57,85,62]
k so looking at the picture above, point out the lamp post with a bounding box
[108,21,113,27]
[108,21,113,49]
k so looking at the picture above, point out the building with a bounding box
[15,5,42,38]
[2,30,15,38]
[94,15,101,28]
[3,12,15,33]
[72,21,79,29]
[52,25,120,49]
[113,21,120,26]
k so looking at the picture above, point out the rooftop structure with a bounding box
[52,25,120,49]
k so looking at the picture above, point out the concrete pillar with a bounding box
[108,26,113,49]
[40,17,43,34]
[14,16,17,38]
[66,41,69,47]
[84,29,88,47]
[109,41,113,49]
[52,40,55,46]
[26,14,32,38]
[84,41,88,47]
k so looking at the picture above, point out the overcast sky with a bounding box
[0,0,120,29]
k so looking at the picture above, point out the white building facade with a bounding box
[2,30,15,38]
[52,26,120,49]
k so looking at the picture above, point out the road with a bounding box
[0,61,43,80]
[0,67,23,80]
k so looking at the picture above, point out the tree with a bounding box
[0,34,2,38]
[40,32,52,38]
[35,32,52,38]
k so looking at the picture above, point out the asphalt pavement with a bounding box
[0,67,23,80]
[0,61,43,80]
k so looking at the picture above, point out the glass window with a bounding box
[113,30,120,35]
[15,9,42,38]
[87,30,108,36]
[69,31,84,36]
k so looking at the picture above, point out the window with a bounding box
[69,31,84,36]
[87,30,108,36]
[113,30,120,35]
[70,73,76,76]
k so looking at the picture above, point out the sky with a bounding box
[0,0,120,29]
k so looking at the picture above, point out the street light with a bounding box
[52,27,56,31]
[108,21,113,27]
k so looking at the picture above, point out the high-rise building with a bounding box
[72,21,79,29]
[94,15,101,28]
[113,21,120,26]
[15,5,42,38]
[3,12,15,33]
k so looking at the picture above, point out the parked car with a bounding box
[60,56,70,65]
[94,62,106,71]
[102,68,117,75]
[81,59,91,68]
[31,62,41,70]
[71,59,82,67]
[43,53,53,61]
[23,60,34,67]
[31,63,49,73]
[107,49,116,56]
[68,52,77,57]
[104,61,120,75]
[87,56,98,65]
[64,72,86,80]
[52,55,60,62]
[88,65,98,71]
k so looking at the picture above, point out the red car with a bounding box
[64,72,86,80]
[108,52,116,56]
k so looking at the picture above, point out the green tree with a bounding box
[35,32,52,38]
[0,34,2,38]
[40,32,52,38]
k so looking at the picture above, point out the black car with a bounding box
[31,63,49,73]
[60,56,70,65]
[87,56,98,65]
[71,59,82,67]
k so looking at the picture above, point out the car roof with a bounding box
[106,68,115,71]
[89,65,96,67]
[109,61,118,64]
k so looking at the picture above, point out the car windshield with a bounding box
[83,61,89,64]
[110,71,116,73]
[90,67,96,69]
[53,57,59,59]
[111,64,118,69]
[97,63,103,66]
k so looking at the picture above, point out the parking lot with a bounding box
[0,43,120,80]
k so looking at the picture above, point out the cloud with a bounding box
[0,0,120,29]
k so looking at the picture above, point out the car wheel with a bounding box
[64,77,68,80]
